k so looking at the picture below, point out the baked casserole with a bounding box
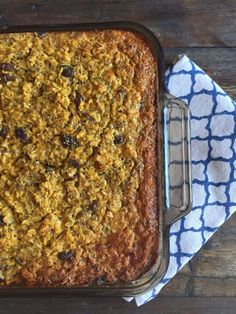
[0,30,158,287]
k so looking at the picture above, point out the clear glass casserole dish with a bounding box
[0,21,192,297]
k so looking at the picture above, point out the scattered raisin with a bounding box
[65,177,76,182]
[75,91,83,107]
[0,126,8,138]
[58,251,74,261]
[68,159,80,169]
[0,264,6,271]
[15,127,30,144]
[61,66,74,78]
[36,31,46,38]
[95,276,107,285]
[0,215,5,226]
[1,62,14,71]
[81,112,93,121]
[0,74,15,84]
[21,152,31,160]
[60,134,80,150]
[14,257,23,265]
[117,87,126,99]
[114,134,124,145]
[89,201,98,212]
[44,163,54,173]
[91,146,99,158]
[93,161,101,170]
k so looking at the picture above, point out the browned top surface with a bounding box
[0,29,157,286]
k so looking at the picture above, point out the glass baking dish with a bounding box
[0,21,192,297]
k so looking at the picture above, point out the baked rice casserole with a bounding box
[0,30,158,287]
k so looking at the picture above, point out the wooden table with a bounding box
[0,0,236,313]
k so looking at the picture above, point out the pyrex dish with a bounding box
[0,22,192,297]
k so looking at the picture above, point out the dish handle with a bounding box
[163,93,192,226]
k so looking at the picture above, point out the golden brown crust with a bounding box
[0,29,157,287]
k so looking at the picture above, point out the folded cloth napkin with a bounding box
[125,55,236,306]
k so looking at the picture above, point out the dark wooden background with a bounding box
[0,0,236,313]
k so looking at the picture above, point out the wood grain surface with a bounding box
[0,0,236,313]
[1,0,236,48]
[1,297,236,314]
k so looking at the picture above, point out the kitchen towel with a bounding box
[126,55,236,306]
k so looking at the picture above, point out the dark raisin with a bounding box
[22,152,31,160]
[14,257,23,265]
[57,251,74,261]
[81,112,93,121]
[91,146,98,158]
[75,91,83,107]
[60,134,79,150]
[89,201,98,212]
[117,87,126,99]
[61,66,74,78]
[44,163,54,173]
[0,215,5,226]
[0,265,6,271]
[65,177,76,182]
[1,62,14,71]
[114,135,124,145]
[36,31,46,38]
[96,276,107,285]
[15,127,30,144]
[93,161,101,170]
[68,159,80,169]
[0,74,15,84]
[0,126,8,138]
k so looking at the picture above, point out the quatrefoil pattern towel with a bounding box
[129,55,236,306]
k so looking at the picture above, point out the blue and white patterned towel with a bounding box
[126,55,236,306]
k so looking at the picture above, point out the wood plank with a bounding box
[164,47,236,99]
[0,297,236,314]
[0,0,236,47]
[190,214,236,278]
[160,273,236,297]
[158,272,191,297]
[193,277,236,297]
[159,214,236,298]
